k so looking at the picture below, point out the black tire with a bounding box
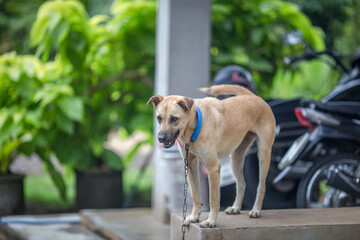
[242,153,298,209]
[296,154,360,208]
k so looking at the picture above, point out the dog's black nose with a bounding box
[158,132,166,143]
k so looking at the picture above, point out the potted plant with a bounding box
[29,0,155,209]
[0,52,80,214]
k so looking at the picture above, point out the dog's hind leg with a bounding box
[225,132,256,215]
[248,126,275,218]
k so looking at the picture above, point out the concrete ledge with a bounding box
[171,207,360,240]
[80,208,169,240]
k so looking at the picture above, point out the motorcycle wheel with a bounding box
[242,153,298,209]
[296,154,360,208]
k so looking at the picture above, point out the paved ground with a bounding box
[0,214,103,240]
[80,208,170,240]
[2,207,360,240]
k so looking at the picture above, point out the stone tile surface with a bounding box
[80,208,170,240]
[171,207,360,240]
[0,213,103,240]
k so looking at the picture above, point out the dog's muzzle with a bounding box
[158,130,180,148]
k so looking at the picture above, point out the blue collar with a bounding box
[190,106,202,142]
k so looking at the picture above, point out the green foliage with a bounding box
[333,0,360,54]
[25,167,75,207]
[280,0,360,97]
[1,0,156,202]
[30,0,91,65]
[0,51,81,200]
[287,0,356,50]
[0,0,113,54]
[0,0,47,54]
[211,0,325,96]
[27,0,155,171]
[271,58,339,99]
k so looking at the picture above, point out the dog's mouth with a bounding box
[163,130,180,149]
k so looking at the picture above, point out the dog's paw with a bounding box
[184,214,200,225]
[224,206,241,215]
[248,210,261,218]
[199,219,216,228]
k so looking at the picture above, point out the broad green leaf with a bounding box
[122,140,147,169]
[53,134,93,169]
[19,133,33,143]
[57,96,84,122]
[55,111,74,135]
[13,108,25,124]
[8,66,21,82]
[41,152,67,202]
[90,14,110,26]
[33,131,49,149]
[101,149,123,171]
[250,28,264,45]
[15,78,34,99]
[0,109,8,129]
[25,108,43,127]
[65,46,84,69]
[0,140,20,173]
[48,12,61,32]
[34,87,58,107]
[90,139,103,157]
[52,20,70,48]
[22,58,38,78]
[30,18,48,46]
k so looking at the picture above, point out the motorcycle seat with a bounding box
[301,99,360,118]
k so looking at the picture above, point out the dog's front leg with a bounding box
[200,160,221,228]
[185,153,201,225]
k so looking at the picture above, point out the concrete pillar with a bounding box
[152,0,211,223]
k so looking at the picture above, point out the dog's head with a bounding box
[147,95,194,148]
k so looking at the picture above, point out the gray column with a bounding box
[152,0,211,222]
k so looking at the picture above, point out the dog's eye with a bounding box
[156,116,162,123]
[170,116,179,124]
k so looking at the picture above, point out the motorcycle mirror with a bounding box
[282,30,304,46]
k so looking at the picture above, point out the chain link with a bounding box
[182,143,190,240]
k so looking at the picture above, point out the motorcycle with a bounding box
[281,99,360,208]
[241,30,360,209]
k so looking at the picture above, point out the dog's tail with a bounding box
[200,84,254,96]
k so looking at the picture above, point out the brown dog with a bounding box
[147,84,276,228]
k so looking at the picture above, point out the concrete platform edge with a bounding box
[80,210,122,240]
[171,208,360,240]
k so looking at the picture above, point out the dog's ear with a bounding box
[147,95,164,108]
[177,97,194,112]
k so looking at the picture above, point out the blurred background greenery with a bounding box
[0,0,359,212]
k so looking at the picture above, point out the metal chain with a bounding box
[182,143,190,240]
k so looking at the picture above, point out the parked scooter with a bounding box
[240,30,360,209]
[270,30,360,208]
[278,99,360,208]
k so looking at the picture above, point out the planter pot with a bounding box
[76,169,123,210]
[0,174,24,216]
